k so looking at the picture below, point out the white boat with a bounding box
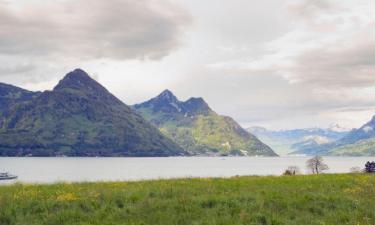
[0,172,18,180]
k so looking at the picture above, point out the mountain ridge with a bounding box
[0,69,186,157]
[248,126,348,155]
[134,90,277,156]
[285,116,375,156]
[0,83,40,116]
[134,90,212,118]
[316,116,375,156]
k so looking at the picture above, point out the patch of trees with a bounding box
[365,161,375,173]
[283,156,330,175]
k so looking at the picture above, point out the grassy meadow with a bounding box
[0,174,374,225]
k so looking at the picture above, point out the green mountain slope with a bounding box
[133,90,277,156]
[327,138,375,156]
[0,83,40,115]
[0,69,185,156]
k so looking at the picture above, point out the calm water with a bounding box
[0,157,374,184]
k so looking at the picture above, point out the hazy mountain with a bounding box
[133,90,277,156]
[327,138,375,156]
[336,116,375,145]
[0,69,185,156]
[289,116,375,156]
[248,126,348,155]
[321,116,375,156]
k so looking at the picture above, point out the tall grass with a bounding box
[0,174,374,225]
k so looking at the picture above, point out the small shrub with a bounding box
[283,166,300,175]
[283,170,293,176]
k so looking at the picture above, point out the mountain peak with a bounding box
[133,89,181,113]
[63,68,91,80]
[328,123,351,132]
[185,97,206,104]
[156,89,178,103]
[53,69,104,93]
[184,97,211,115]
[134,91,213,116]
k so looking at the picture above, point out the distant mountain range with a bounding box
[263,116,375,156]
[293,116,375,156]
[133,90,277,156]
[0,69,185,156]
[248,126,349,156]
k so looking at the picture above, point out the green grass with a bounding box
[0,174,374,225]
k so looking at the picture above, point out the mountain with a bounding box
[290,116,375,156]
[248,127,348,155]
[327,138,375,156]
[0,69,185,156]
[320,116,375,156]
[335,116,375,145]
[133,90,277,156]
[0,83,40,115]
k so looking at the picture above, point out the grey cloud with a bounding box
[211,1,375,89]
[287,0,336,20]
[288,40,375,87]
[332,106,375,113]
[279,1,375,88]
[0,0,190,60]
[0,63,36,75]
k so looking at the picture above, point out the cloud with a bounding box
[0,63,36,75]
[209,0,375,88]
[0,0,190,61]
[287,0,337,22]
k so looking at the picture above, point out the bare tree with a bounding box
[306,156,329,174]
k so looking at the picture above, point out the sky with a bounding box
[0,0,375,130]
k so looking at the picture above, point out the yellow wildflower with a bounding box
[56,192,78,201]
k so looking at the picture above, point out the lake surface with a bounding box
[1,157,374,184]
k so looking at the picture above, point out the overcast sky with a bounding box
[1,0,375,130]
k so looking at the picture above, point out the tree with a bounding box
[283,166,301,175]
[365,161,375,173]
[306,156,329,174]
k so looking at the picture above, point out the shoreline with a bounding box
[0,172,364,186]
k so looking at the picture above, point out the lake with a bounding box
[0,157,374,184]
